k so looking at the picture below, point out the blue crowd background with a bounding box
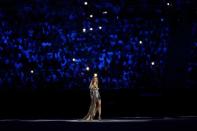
[0,0,196,91]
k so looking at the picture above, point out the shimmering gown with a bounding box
[83,82,101,120]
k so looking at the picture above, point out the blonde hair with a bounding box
[90,77,99,89]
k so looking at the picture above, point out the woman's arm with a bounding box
[89,80,93,89]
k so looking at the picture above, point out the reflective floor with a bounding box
[0,116,197,131]
[0,116,197,122]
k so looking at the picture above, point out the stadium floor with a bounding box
[0,116,197,131]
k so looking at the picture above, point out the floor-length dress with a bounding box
[83,88,97,120]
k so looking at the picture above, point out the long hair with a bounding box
[91,77,98,89]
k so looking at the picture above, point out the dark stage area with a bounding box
[0,88,197,119]
[0,117,197,131]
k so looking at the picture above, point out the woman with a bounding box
[83,73,101,120]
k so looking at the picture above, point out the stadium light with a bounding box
[98,26,102,30]
[82,28,86,32]
[30,70,34,74]
[86,66,90,71]
[84,1,88,5]
[102,11,108,14]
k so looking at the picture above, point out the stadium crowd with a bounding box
[0,0,170,89]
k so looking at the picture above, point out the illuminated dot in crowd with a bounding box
[98,26,102,30]
[94,73,98,77]
[139,40,143,44]
[82,28,86,32]
[89,14,93,18]
[151,61,155,66]
[89,27,93,31]
[72,58,76,62]
[166,2,170,6]
[84,1,88,5]
[30,70,34,74]
[161,18,164,22]
[86,67,90,71]
[103,11,108,14]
